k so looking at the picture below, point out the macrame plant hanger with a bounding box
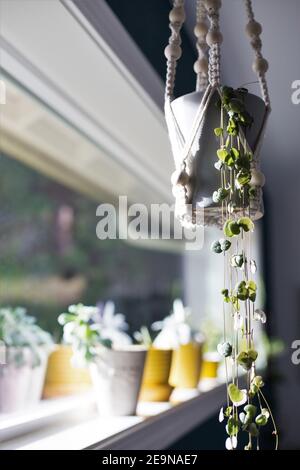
[164,0,271,228]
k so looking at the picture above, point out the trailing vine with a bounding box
[211,86,278,450]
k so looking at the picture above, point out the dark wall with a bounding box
[105,0,197,98]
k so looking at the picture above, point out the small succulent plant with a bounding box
[0,307,53,367]
[58,302,131,366]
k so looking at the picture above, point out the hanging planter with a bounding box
[164,0,278,450]
[165,0,270,228]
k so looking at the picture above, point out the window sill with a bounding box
[0,379,227,450]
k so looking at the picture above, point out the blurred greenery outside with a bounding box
[0,153,183,341]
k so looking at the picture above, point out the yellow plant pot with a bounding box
[139,348,173,402]
[200,354,220,379]
[43,345,92,398]
[169,342,203,389]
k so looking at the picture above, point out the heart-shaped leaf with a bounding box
[217,341,232,357]
[255,413,268,426]
[211,240,222,254]
[217,148,229,161]
[214,127,223,137]
[231,254,244,268]
[228,383,247,406]
[247,280,257,292]
[237,349,258,371]
[229,221,241,235]
[226,416,239,436]
[252,375,264,388]
[223,220,234,237]
[238,217,254,232]
[244,404,257,417]
[220,239,231,252]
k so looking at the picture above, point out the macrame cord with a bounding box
[164,0,270,226]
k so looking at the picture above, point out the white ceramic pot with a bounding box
[0,348,32,413]
[27,347,49,405]
[169,90,266,226]
[90,346,146,416]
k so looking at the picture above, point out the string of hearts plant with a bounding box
[211,86,278,450]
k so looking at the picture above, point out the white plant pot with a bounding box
[89,346,146,416]
[0,348,32,413]
[27,347,49,405]
[169,90,267,225]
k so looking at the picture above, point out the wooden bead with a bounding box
[246,20,262,37]
[171,169,189,186]
[169,6,185,23]
[250,169,265,187]
[204,0,222,11]
[206,30,223,46]
[252,57,268,74]
[251,37,262,50]
[178,171,190,186]
[194,57,208,74]
[194,22,208,38]
[164,44,182,60]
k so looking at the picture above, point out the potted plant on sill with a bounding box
[152,299,204,402]
[0,306,53,413]
[58,301,146,416]
[42,343,92,399]
[199,318,222,383]
[134,326,173,402]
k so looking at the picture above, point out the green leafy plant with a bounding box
[201,318,223,354]
[0,306,53,367]
[133,326,153,348]
[58,302,131,366]
[211,86,278,450]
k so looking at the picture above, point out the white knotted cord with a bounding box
[194,0,209,91]
[206,2,222,87]
[165,0,185,100]
[244,0,271,109]
[164,0,270,225]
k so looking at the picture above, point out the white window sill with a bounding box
[0,379,227,450]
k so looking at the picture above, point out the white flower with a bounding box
[99,301,131,348]
[101,301,128,332]
[152,299,196,349]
